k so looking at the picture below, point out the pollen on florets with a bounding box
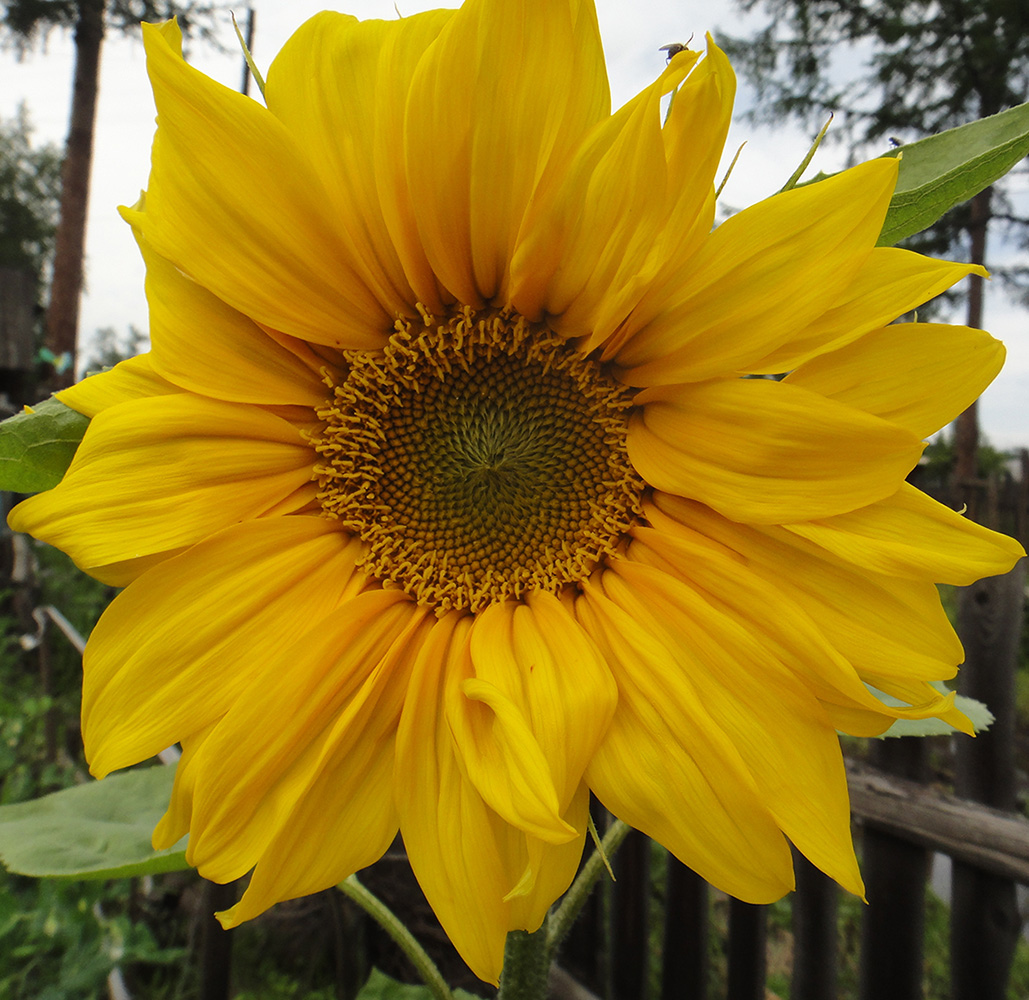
[311,306,644,613]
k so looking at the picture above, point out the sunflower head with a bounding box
[7,0,1024,985]
[313,306,644,612]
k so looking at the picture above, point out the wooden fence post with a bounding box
[791,851,839,1000]
[951,558,1026,1000]
[661,858,708,1000]
[199,880,238,1000]
[726,900,766,1000]
[611,827,650,1000]
[858,738,931,1000]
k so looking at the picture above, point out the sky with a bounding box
[2,0,1028,448]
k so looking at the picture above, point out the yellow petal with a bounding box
[186,592,427,881]
[396,613,510,984]
[127,22,392,350]
[648,492,967,692]
[140,236,328,407]
[79,549,190,590]
[858,674,970,735]
[450,670,574,843]
[599,559,864,895]
[628,378,924,523]
[784,482,1025,584]
[8,394,313,570]
[629,511,928,729]
[786,322,1006,438]
[510,50,698,328]
[612,158,899,384]
[82,518,365,777]
[220,727,399,926]
[587,39,736,355]
[406,0,610,306]
[153,722,215,850]
[500,783,589,930]
[576,582,798,900]
[265,11,454,315]
[372,9,462,312]
[468,593,617,813]
[746,249,988,373]
[57,353,182,418]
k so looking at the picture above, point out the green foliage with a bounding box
[354,970,479,1000]
[0,106,61,278]
[0,687,70,807]
[0,543,108,808]
[233,972,339,1000]
[877,102,1029,247]
[0,547,190,1000]
[920,430,1014,480]
[0,876,186,1000]
[0,396,88,493]
[0,765,188,880]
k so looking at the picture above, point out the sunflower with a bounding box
[9,0,1024,984]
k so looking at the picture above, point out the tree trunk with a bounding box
[45,0,105,390]
[952,185,992,513]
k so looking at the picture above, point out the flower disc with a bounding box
[313,307,644,611]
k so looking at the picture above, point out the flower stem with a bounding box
[338,874,454,1000]
[497,923,550,1000]
[500,820,632,998]
[546,819,631,963]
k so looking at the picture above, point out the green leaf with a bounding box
[877,101,1029,246]
[0,765,189,879]
[0,396,88,493]
[355,970,478,1000]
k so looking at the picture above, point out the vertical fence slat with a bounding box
[726,900,766,1000]
[199,880,237,1000]
[858,739,930,1000]
[951,560,1026,1000]
[791,852,838,1000]
[611,827,650,1000]
[661,858,708,1000]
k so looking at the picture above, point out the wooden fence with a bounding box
[555,739,1029,1000]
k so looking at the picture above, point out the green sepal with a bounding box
[355,970,478,1000]
[877,100,1029,247]
[0,765,189,880]
[0,396,88,493]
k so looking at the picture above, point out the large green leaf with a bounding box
[878,101,1029,246]
[0,765,189,879]
[0,396,88,493]
[355,969,479,1000]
